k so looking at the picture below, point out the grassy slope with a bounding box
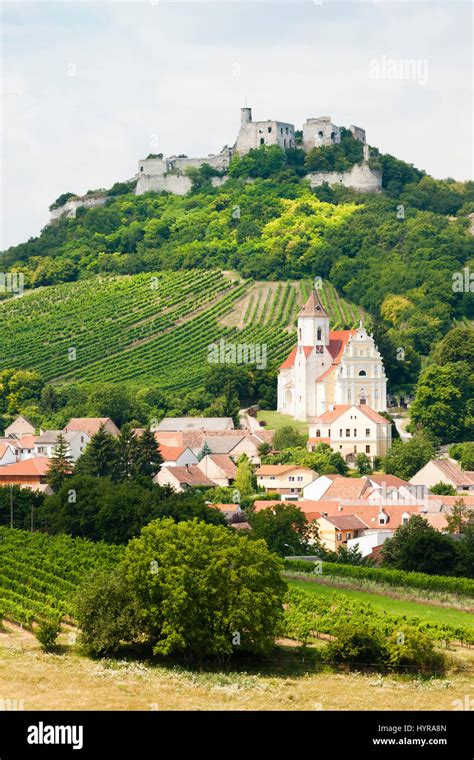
[287,579,474,630]
[1,624,472,711]
[257,409,309,435]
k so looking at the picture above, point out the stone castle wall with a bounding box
[50,195,107,221]
[307,163,382,192]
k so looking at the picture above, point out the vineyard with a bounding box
[283,587,474,649]
[0,271,362,392]
[0,528,122,627]
[223,278,363,332]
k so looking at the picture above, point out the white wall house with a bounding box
[34,430,90,462]
[410,458,474,493]
[307,404,391,464]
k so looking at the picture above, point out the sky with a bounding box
[1,0,472,249]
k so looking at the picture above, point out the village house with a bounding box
[63,417,120,438]
[15,435,38,461]
[154,464,216,492]
[0,457,51,491]
[4,416,36,439]
[307,404,391,464]
[34,430,90,462]
[256,464,317,499]
[0,442,18,467]
[157,444,198,467]
[154,428,274,465]
[155,417,235,432]
[197,454,237,487]
[410,458,474,493]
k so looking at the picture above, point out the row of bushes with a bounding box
[283,559,474,597]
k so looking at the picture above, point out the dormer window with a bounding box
[378,513,387,525]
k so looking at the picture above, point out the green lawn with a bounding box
[287,578,474,630]
[257,410,309,436]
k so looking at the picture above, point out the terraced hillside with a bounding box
[0,271,362,391]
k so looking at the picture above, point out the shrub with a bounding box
[387,627,446,675]
[323,625,388,667]
[35,618,61,651]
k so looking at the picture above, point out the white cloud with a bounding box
[1,0,471,249]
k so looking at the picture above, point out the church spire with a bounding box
[298,287,330,318]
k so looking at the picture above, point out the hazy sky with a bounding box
[1,0,472,249]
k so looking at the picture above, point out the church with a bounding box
[277,288,387,421]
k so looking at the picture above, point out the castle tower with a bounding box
[297,288,330,347]
[241,107,252,126]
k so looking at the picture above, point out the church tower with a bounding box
[297,288,330,348]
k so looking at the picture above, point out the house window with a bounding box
[270,476,275,480]
[346,532,351,540]
[379,515,386,525]
[354,429,357,437]
[366,445,371,453]
[280,128,283,134]
[318,131,323,138]
[140,166,144,172]
[260,138,264,145]
[359,370,367,376]
[290,488,295,493]
[336,532,342,541]
[267,127,272,133]
[328,429,331,437]
[285,127,289,134]
[339,429,342,437]
[316,430,321,438]
[345,429,350,437]
[317,327,322,341]
[297,476,303,482]
[316,345,323,354]
[289,476,295,482]
[366,428,370,436]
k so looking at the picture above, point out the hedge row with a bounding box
[283,559,474,597]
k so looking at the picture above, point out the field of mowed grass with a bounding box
[1,625,472,711]
[257,410,309,435]
[287,579,474,631]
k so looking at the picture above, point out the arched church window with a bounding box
[359,370,367,377]
[317,327,322,341]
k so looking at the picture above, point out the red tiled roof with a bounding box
[280,330,355,370]
[257,464,314,476]
[16,435,38,449]
[0,458,51,477]
[65,417,118,437]
[322,476,370,500]
[299,290,330,318]
[369,474,410,488]
[158,445,187,461]
[163,465,215,487]
[432,459,474,487]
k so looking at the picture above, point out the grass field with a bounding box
[287,579,474,631]
[257,409,309,435]
[1,624,472,711]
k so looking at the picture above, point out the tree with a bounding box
[134,427,162,478]
[82,518,286,660]
[431,325,474,372]
[455,525,474,578]
[248,503,316,556]
[257,441,271,457]
[234,456,255,498]
[77,570,143,656]
[46,433,72,491]
[430,481,457,496]
[197,442,212,461]
[410,362,473,443]
[355,453,372,475]
[382,433,435,480]
[445,498,473,534]
[449,442,474,471]
[75,423,119,479]
[381,515,457,575]
[117,422,139,480]
[273,426,307,451]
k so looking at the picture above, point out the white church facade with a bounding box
[277,289,387,421]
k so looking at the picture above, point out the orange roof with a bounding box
[312,404,389,426]
[323,476,370,500]
[16,435,38,449]
[154,431,185,448]
[0,444,14,458]
[280,329,355,370]
[308,437,331,445]
[256,464,314,476]
[0,458,51,477]
[369,474,410,488]
[65,417,119,437]
[158,444,187,461]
